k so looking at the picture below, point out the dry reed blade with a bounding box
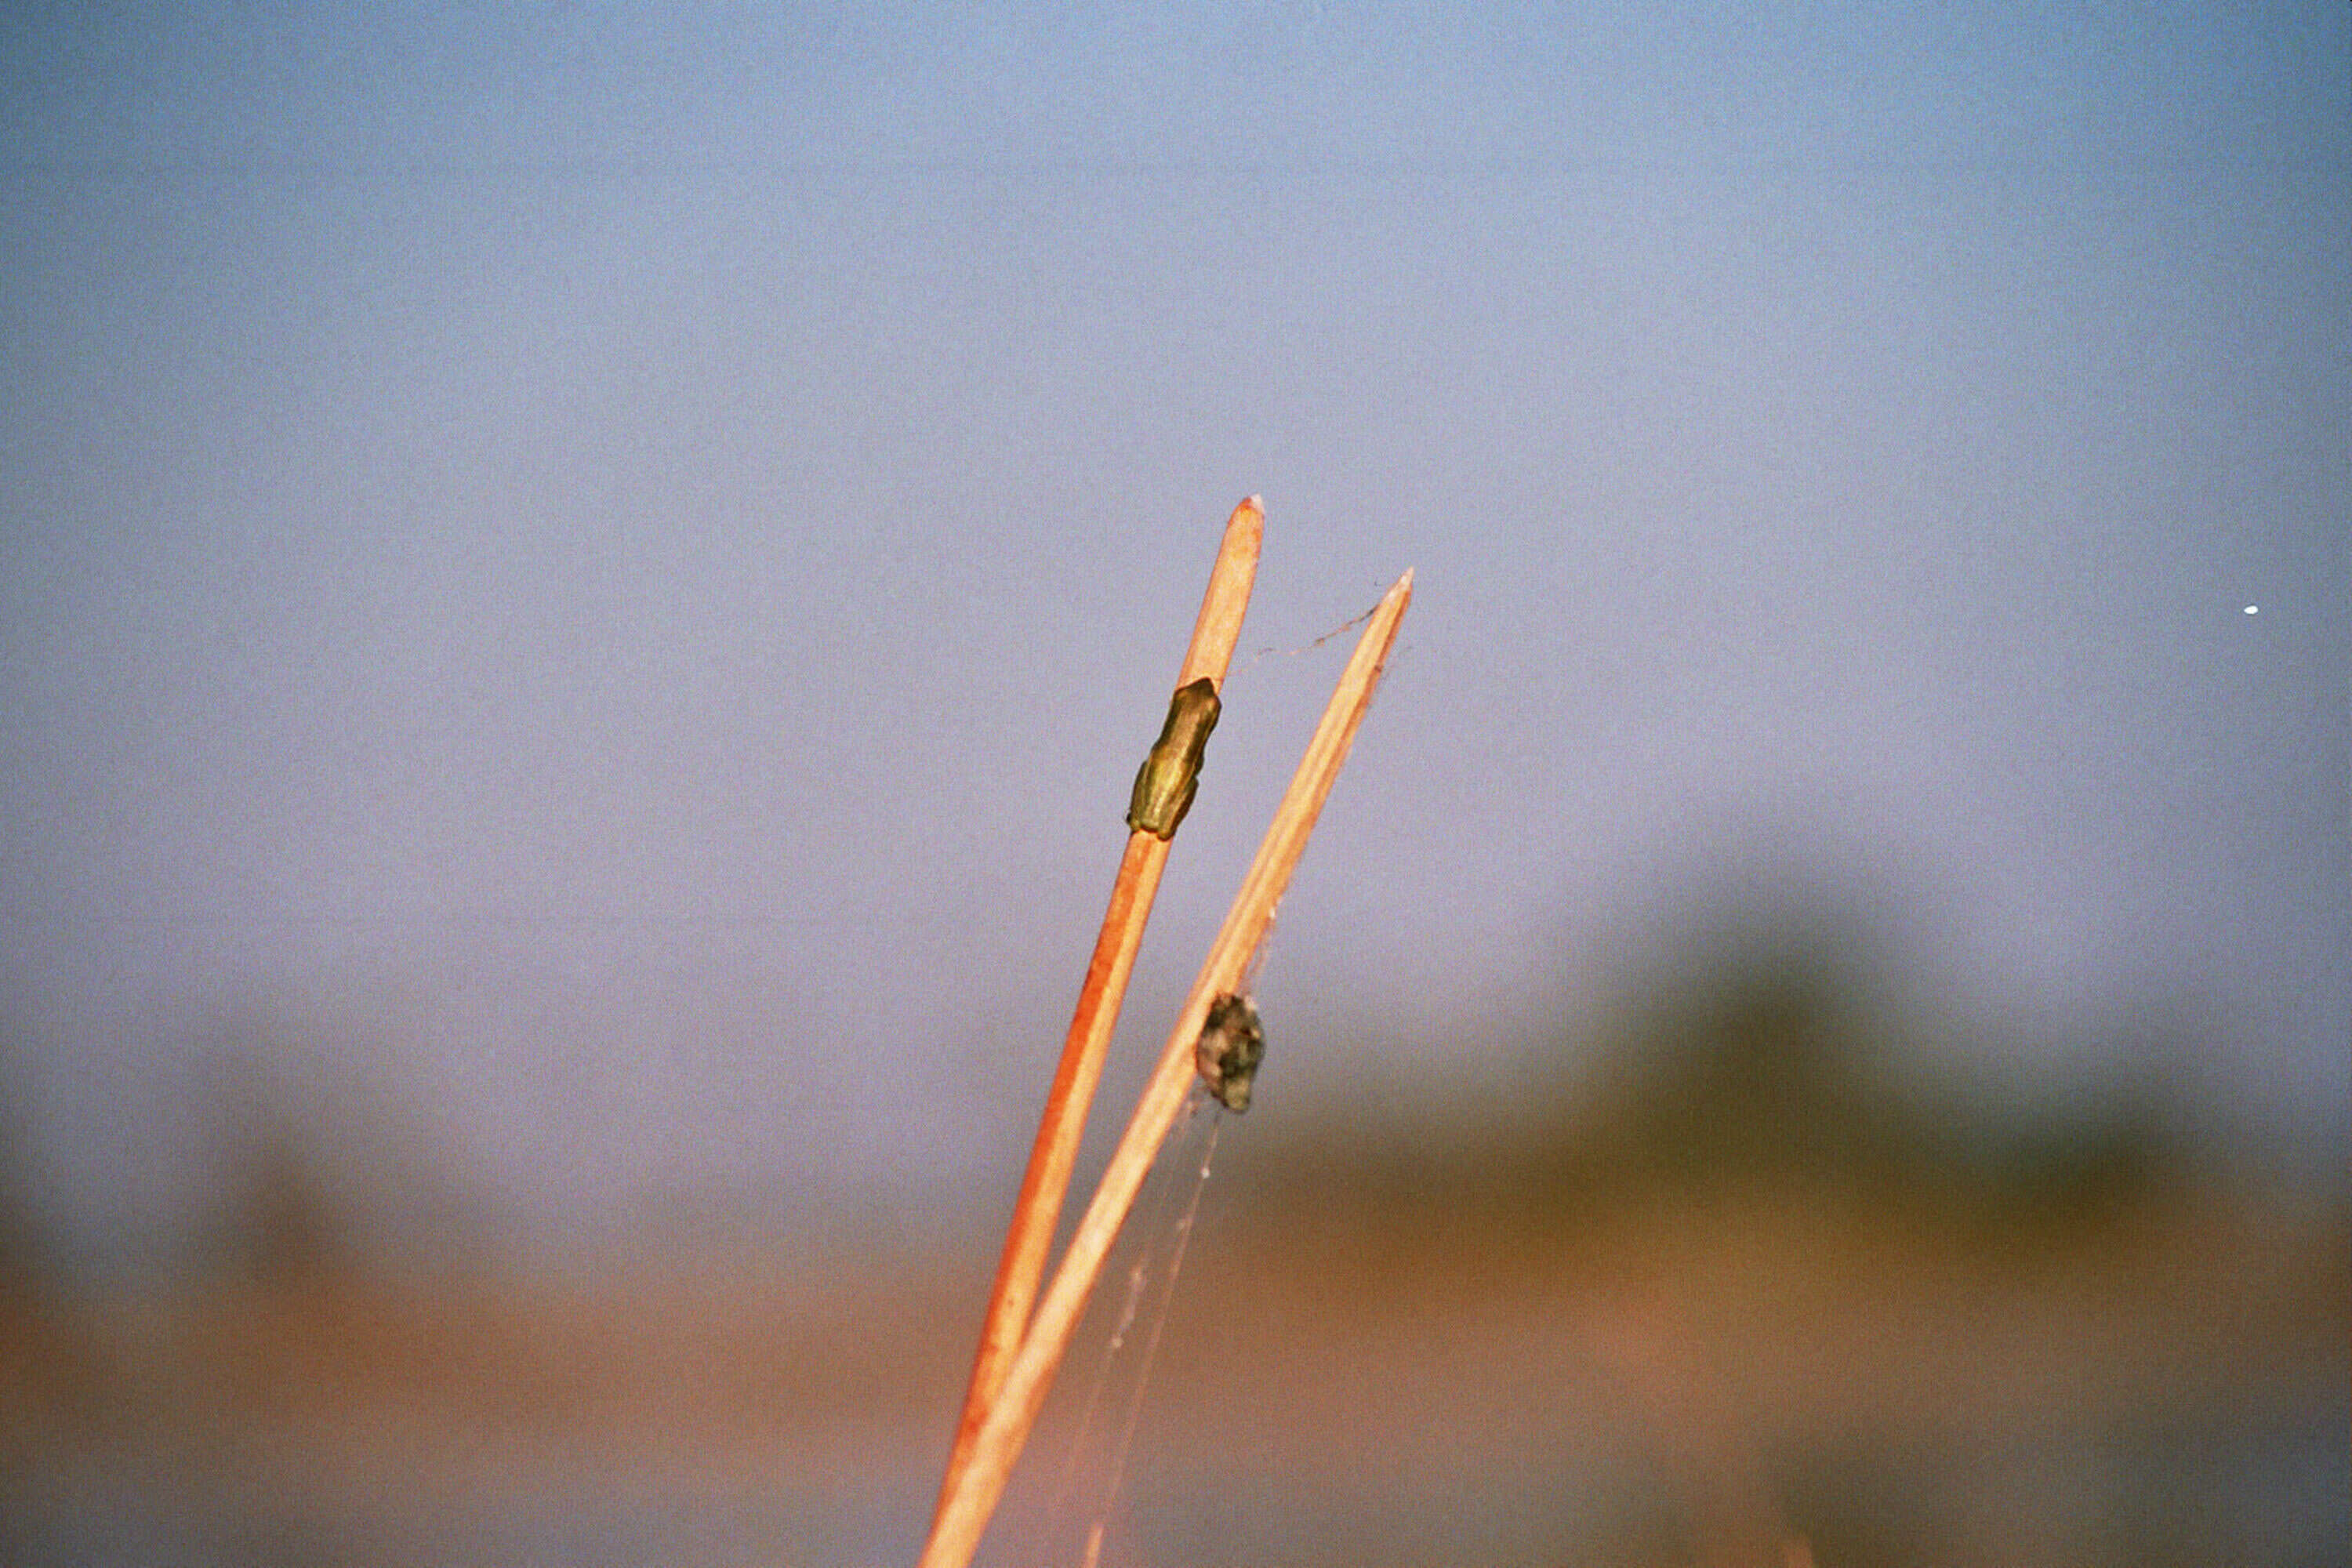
[927,497,1263,1527]
[918,566,1414,1568]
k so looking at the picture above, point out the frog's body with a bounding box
[1194,993,1266,1113]
[1127,677,1221,839]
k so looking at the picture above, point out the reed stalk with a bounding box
[918,566,1414,1568]
[927,498,1263,1528]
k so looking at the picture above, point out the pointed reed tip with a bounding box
[1218,495,1265,554]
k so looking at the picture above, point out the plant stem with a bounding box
[918,567,1413,1568]
[927,497,1263,1529]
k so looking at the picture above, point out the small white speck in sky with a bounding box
[2244,604,2259,615]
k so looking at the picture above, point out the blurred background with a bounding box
[2,5,2344,1566]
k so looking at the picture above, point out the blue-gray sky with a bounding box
[3,5,2345,1262]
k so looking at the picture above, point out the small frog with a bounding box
[1126,677,1221,840]
[1193,992,1266,1113]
